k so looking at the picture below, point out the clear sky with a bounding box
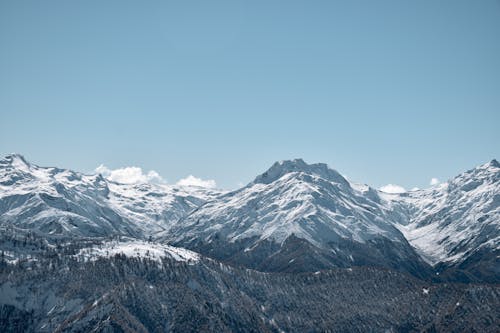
[1,0,499,190]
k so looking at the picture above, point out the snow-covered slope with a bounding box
[162,158,498,278]
[76,239,200,263]
[168,159,405,246]
[165,159,431,276]
[105,181,221,236]
[0,154,222,238]
[391,160,500,267]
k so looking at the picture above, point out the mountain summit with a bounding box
[252,159,349,187]
[166,159,430,276]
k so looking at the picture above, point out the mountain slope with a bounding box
[169,159,404,245]
[0,154,222,239]
[1,234,498,333]
[165,159,431,277]
[390,159,500,282]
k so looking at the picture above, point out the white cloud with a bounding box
[176,175,217,189]
[379,184,406,194]
[410,187,420,191]
[95,164,165,184]
[430,178,440,186]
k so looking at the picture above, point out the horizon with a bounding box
[1,1,499,191]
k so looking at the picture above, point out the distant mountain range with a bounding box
[1,154,498,281]
[0,154,498,332]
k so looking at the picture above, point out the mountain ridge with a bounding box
[0,153,498,282]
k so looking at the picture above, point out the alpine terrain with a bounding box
[0,154,498,332]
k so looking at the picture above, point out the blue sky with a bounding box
[1,0,499,190]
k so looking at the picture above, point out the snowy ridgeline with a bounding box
[1,154,499,273]
[167,158,500,268]
[75,240,200,264]
[0,154,223,238]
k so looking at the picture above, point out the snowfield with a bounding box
[76,240,200,263]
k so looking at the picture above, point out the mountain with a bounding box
[0,154,222,239]
[0,154,498,281]
[163,158,499,281]
[390,159,500,282]
[0,154,499,331]
[164,159,431,277]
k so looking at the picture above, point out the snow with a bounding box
[392,160,500,265]
[1,154,498,269]
[349,182,370,193]
[168,163,408,249]
[76,240,200,263]
[160,158,499,268]
[396,223,449,264]
[0,154,223,238]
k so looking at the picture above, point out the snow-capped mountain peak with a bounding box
[487,158,499,168]
[2,153,29,166]
[252,158,350,188]
[0,154,223,239]
[1,153,36,184]
[394,159,499,269]
[458,158,499,179]
[169,159,405,247]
